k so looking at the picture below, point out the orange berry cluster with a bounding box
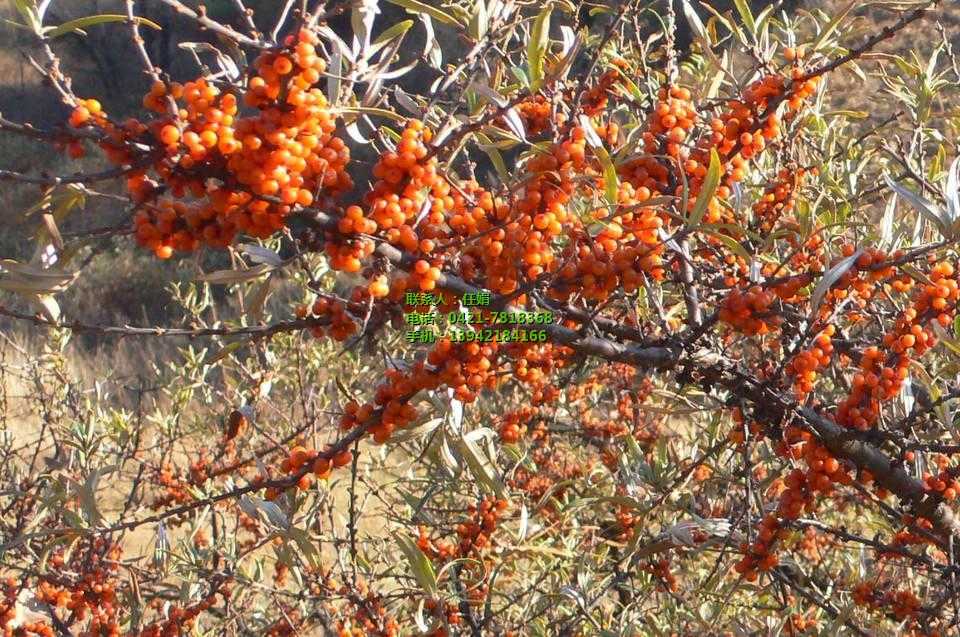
[514,94,556,136]
[581,59,629,116]
[643,558,679,592]
[489,129,585,293]
[508,446,588,516]
[890,515,938,553]
[413,497,508,622]
[335,591,399,637]
[783,45,806,64]
[67,97,107,129]
[365,122,444,247]
[149,437,252,518]
[565,193,667,295]
[789,613,818,633]
[787,325,835,397]
[640,84,733,242]
[836,261,957,430]
[786,67,822,112]
[733,514,784,581]
[326,121,453,295]
[643,85,698,160]
[735,421,862,581]
[26,538,123,636]
[718,285,782,335]
[2,578,54,637]
[341,367,427,442]
[853,583,921,621]
[274,444,353,494]
[888,260,958,334]
[726,406,763,445]
[264,607,302,636]
[279,336,508,486]
[794,526,825,563]
[591,119,621,146]
[61,97,109,159]
[545,128,669,297]
[300,296,359,342]
[817,247,899,315]
[791,434,852,496]
[138,583,231,637]
[496,405,536,443]
[699,77,784,191]
[423,598,463,636]
[607,504,641,542]
[68,29,350,259]
[724,76,784,156]
[564,365,662,450]
[447,184,506,260]
[752,167,806,233]
[415,524,458,563]
[775,222,826,278]
[922,469,960,500]
[434,497,509,560]
[153,462,194,508]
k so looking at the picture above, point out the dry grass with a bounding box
[810,1,960,118]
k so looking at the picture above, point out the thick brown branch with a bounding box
[717,365,960,540]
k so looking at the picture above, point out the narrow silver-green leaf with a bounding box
[456,435,506,497]
[680,0,707,42]
[731,0,755,35]
[46,14,161,38]
[810,0,855,52]
[386,0,459,26]
[945,156,960,225]
[688,148,721,228]
[595,147,619,206]
[700,228,752,262]
[197,263,274,284]
[10,0,41,32]
[809,249,862,320]
[373,19,414,46]
[528,4,553,90]
[396,536,438,594]
[879,193,897,250]
[884,174,949,238]
[468,0,487,40]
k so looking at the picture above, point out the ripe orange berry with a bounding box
[312,457,331,478]
[69,106,91,127]
[368,276,389,298]
[288,445,312,471]
[273,55,294,75]
[159,125,180,146]
[332,450,353,468]
[296,189,314,206]
[199,130,218,149]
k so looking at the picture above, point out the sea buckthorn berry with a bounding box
[67,29,352,259]
[159,124,180,146]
